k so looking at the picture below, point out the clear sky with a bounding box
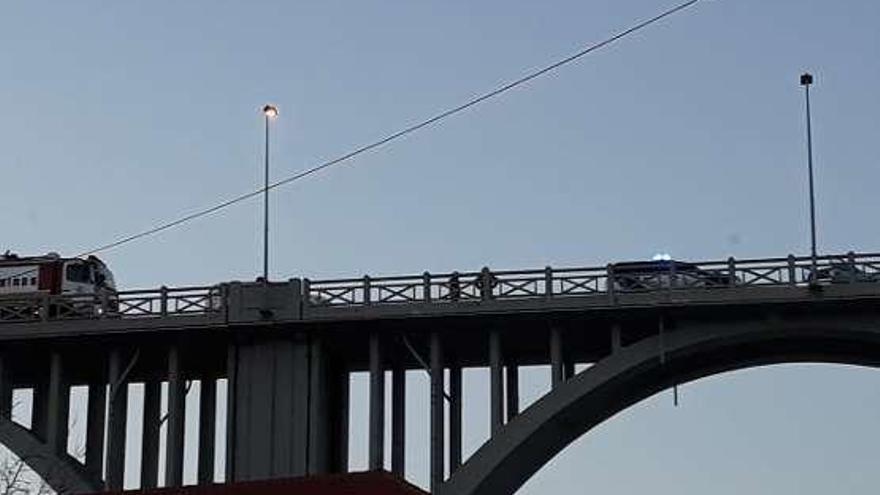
[2,0,880,492]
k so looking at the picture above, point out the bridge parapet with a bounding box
[2,251,880,325]
[0,285,224,323]
[304,251,880,307]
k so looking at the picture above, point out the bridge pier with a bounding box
[505,363,518,422]
[31,371,48,441]
[489,331,503,436]
[166,345,186,487]
[85,380,106,481]
[611,323,622,353]
[368,332,385,471]
[430,331,445,493]
[198,378,217,485]
[449,363,463,471]
[333,364,350,474]
[0,355,12,419]
[228,332,346,482]
[46,352,69,457]
[391,364,405,477]
[550,327,564,388]
[106,348,129,491]
[141,380,161,489]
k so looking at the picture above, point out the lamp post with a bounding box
[261,104,279,283]
[800,73,818,282]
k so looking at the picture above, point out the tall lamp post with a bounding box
[262,104,279,283]
[800,73,818,282]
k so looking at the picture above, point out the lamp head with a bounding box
[262,104,279,118]
[800,73,814,86]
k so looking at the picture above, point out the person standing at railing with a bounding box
[448,272,461,301]
[475,267,498,300]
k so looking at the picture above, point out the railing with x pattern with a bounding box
[304,251,880,307]
[2,252,880,323]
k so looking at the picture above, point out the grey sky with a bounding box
[2,0,880,492]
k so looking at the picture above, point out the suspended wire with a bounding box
[5,0,705,277]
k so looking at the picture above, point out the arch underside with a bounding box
[0,418,102,494]
[439,316,880,495]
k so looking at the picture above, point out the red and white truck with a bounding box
[0,252,116,297]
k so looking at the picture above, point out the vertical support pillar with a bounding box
[391,365,405,477]
[198,378,217,485]
[106,349,128,491]
[85,381,106,481]
[225,343,238,482]
[368,333,385,471]
[0,355,12,420]
[166,345,185,487]
[489,331,503,436]
[611,323,622,354]
[335,368,350,474]
[429,332,444,493]
[46,352,69,456]
[308,337,330,476]
[564,360,575,381]
[505,363,519,422]
[550,327,564,389]
[31,379,48,441]
[141,380,161,489]
[449,364,462,472]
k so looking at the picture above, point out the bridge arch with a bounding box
[439,317,880,495]
[0,418,102,494]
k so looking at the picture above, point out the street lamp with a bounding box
[800,74,818,282]
[262,104,278,282]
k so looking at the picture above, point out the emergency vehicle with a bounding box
[0,252,116,297]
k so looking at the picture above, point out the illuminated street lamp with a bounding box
[262,104,278,282]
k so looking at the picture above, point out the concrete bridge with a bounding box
[1,251,880,493]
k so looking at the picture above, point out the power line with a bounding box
[20,0,706,266]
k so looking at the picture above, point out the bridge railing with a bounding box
[4,252,880,322]
[304,252,880,307]
[0,285,224,323]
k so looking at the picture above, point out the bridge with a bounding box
[1,251,880,494]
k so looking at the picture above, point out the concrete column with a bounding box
[225,343,238,482]
[449,364,463,472]
[335,368,350,474]
[31,379,48,441]
[46,352,69,456]
[505,363,519,422]
[141,380,161,489]
[611,323,622,353]
[84,381,106,480]
[489,331,503,436]
[0,355,12,419]
[288,339,311,477]
[106,349,128,491]
[165,345,185,487]
[198,379,216,484]
[564,360,575,381]
[308,336,334,475]
[429,332,444,493]
[550,328,564,389]
[232,338,314,481]
[368,333,385,471]
[391,365,405,477]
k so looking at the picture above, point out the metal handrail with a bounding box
[305,251,880,307]
[3,252,880,322]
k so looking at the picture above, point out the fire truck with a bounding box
[0,251,116,302]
